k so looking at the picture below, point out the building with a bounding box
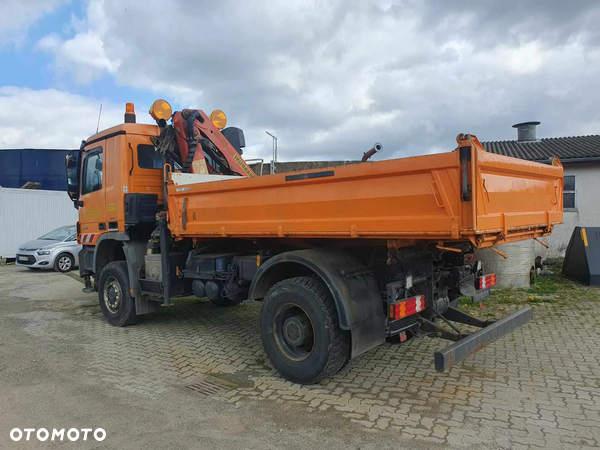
[483,122,600,256]
[0,148,74,191]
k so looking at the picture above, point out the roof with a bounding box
[482,135,600,162]
[85,122,159,144]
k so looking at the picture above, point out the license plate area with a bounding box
[472,287,490,302]
[18,256,28,261]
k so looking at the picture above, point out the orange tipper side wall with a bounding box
[471,149,563,246]
[166,138,563,246]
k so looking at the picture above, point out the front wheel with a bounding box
[260,276,350,385]
[97,261,138,327]
[54,253,74,272]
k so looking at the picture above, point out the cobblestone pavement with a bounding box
[3,266,600,449]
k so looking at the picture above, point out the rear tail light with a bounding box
[389,295,425,320]
[476,274,497,289]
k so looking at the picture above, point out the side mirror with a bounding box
[66,155,77,168]
[95,157,103,171]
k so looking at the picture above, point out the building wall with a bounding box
[544,162,600,257]
[0,188,78,258]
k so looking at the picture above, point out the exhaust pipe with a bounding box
[361,142,383,162]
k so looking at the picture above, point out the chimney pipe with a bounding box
[512,121,540,142]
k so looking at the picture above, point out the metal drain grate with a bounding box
[184,379,228,396]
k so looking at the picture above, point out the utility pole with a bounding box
[266,131,278,174]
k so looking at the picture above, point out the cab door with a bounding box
[78,144,106,245]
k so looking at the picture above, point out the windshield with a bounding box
[38,226,76,241]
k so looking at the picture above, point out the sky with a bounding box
[0,0,599,161]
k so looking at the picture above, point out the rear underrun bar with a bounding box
[434,306,533,372]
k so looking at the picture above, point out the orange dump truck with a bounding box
[66,100,563,384]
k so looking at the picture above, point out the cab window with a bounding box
[137,144,162,169]
[82,148,103,195]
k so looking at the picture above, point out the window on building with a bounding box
[564,175,575,209]
[82,148,103,195]
[137,144,163,169]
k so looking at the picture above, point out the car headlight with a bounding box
[37,250,51,255]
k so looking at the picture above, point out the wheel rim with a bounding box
[58,256,72,271]
[273,304,315,362]
[103,276,122,314]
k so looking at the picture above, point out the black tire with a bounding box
[97,261,138,327]
[260,276,350,385]
[54,253,74,272]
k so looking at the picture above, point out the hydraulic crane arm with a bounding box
[149,99,255,178]
[173,109,255,177]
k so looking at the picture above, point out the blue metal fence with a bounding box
[0,149,74,191]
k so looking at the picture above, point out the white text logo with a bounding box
[10,428,106,442]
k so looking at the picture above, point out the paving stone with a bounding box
[16,291,600,448]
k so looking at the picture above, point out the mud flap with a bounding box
[434,306,532,372]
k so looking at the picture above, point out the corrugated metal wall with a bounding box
[0,188,78,258]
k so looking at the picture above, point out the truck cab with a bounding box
[68,122,162,240]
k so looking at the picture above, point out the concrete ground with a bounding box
[1,265,599,449]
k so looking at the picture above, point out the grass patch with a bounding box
[459,258,600,319]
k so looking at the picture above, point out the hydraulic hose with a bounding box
[183,110,204,172]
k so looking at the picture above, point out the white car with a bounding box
[16,225,81,272]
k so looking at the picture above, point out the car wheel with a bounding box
[260,276,350,385]
[97,261,138,327]
[54,253,75,272]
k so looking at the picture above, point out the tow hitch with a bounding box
[421,306,533,372]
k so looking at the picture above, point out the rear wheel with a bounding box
[98,261,138,327]
[260,276,350,384]
[54,253,74,272]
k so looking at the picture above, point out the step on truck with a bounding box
[65,100,563,384]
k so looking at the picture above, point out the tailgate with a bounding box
[459,135,563,245]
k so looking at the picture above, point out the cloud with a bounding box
[0,0,69,46]
[0,87,137,148]
[37,0,118,83]
[35,0,600,161]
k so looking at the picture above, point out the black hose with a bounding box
[183,110,204,172]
